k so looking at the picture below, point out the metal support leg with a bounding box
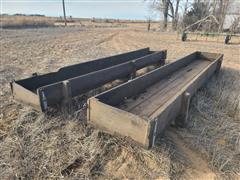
[216,58,223,74]
[62,80,73,114]
[155,58,165,68]
[129,61,136,80]
[175,92,191,127]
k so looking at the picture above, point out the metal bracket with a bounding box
[62,80,72,103]
[176,92,191,127]
[38,89,48,112]
[152,118,158,147]
[216,56,223,74]
[129,61,137,80]
[62,80,73,114]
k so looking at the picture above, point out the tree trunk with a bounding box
[218,0,230,32]
[172,0,180,31]
[183,0,189,16]
[182,0,189,28]
[162,0,169,31]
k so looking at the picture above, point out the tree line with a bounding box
[150,0,240,33]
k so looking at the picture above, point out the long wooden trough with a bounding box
[11,48,166,111]
[87,51,223,148]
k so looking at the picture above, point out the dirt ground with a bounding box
[0,25,239,179]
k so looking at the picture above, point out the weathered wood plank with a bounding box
[122,59,209,115]
[87,98,151,148]
[129,60,210,117]
[11,82,41,110]
[16,48,151,91]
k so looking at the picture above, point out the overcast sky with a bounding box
[1,0,158,20]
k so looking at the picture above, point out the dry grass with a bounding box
[0,110,184,179]
[0,26,239,179]
[176,66,240,179]
[0,15,55,29]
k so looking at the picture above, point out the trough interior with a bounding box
[15,48,152,93]
[119,58,211,118]
[96,52,221,120]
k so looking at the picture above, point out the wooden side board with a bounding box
[88,51,223,148]
[87,98,152,148]
[10,82,41,111]
[15,48,151,91]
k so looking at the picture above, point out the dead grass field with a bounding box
[0,15,162,30]
[0,15,55,29]
[0,24,239,179]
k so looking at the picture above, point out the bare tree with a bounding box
[151,0,181,31]
[183,0,189,16]
[182,1,212,31]
[150,0,169,31]
[180,0,190,29]
[217,0,231,32]
[162,0,169,30]
[168,0,180,30]
[149,0,233,32]
[230,16,240,33]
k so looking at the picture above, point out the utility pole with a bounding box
[62,0,67,26]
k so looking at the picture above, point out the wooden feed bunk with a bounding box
[88,51,223,148]
[11,48,166,112]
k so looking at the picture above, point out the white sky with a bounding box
[1,0,158,20]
